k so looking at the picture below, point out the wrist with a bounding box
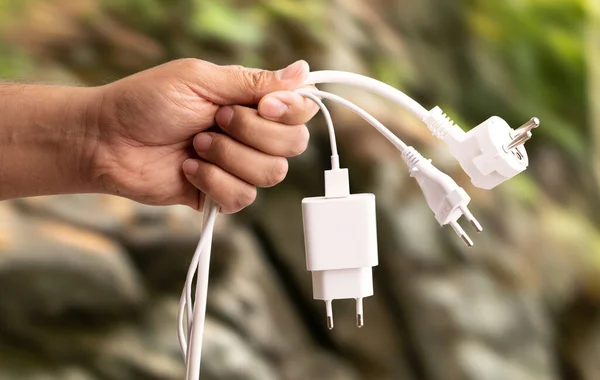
[69,85,105,194]
[0,84,103,199]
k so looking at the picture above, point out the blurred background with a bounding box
[0,0,598,379]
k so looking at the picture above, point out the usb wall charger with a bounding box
[302,168,378,329]
[178,68,540,380]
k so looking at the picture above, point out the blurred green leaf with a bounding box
[190,0,265,47]
[103,0,166,26]
[0,44,33,79]
[468,0,588,156]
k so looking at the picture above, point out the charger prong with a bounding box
[325,300,334,330]
[356,298,364,328]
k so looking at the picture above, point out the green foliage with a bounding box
[190,0,266,47]
[103,0,167,27]
[0,44,32,79]
[261,0,325,22]
[468,0,588,157]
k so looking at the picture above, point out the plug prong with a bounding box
[506,132,531,151]
[506,117,540,150]
[325,300,334,330]
[469,219,483,233]
[356,298,364,328]
[459,205,483,233]
[450,221,473,247]
[514,117,540,135]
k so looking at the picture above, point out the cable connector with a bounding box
[324,167,350,198]
[423,106,462,139]
[302,168,378,329]
[425,107,540,190]
[403,147,482,247]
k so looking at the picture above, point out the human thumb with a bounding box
[203,60,309,105]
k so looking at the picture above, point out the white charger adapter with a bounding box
[301,168,378,329]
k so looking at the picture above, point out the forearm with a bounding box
[0,83,101,200]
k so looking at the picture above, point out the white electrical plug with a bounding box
[302,168,378,329]
[425,106,539,190]
[403,147,482,246]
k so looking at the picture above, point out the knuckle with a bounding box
[288,126,310,156]
[199,163,219,192]
[209,135,232,163]
[245,70,272,92]
[222,107,254,141]
[175,58,204,73]
[228,64,245,73]
[234,186,257,211]
[263,158,288,187]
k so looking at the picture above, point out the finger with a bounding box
[193,133,288,188]
[182,159,257,214]
[215,105,309,157]
[186,59,310,106]
[258,89,320,125]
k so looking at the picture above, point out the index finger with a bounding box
[258,86,320,125]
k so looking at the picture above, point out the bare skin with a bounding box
[0,59,317,213]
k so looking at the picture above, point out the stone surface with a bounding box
[2,153,599,380]
[17,195,207,290]
[0,202,145,325]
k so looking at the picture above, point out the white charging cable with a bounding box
[180,88,418,376]
[178,88,344,379]
[178,198,217,380]
[295,91,340,169]
[297,88,408,152]
[178,69,539,380]
[305,71,428,121]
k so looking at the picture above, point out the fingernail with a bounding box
[183,159,200,175]
[277,60,309,81]
[216,106,234,128]
[194,134,213,152]
[260,96,288,119]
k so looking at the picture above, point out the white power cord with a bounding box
[178,69,540,379]
[305,71,429,121]
[297,88,408,152]
[178,198,218,375]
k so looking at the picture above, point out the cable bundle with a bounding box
[178,70,539,379]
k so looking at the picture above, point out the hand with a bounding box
[92,59,317,213]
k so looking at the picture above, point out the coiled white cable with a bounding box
[178,70,531,380]
[179,71,424,380]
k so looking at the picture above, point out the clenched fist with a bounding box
[0,59,318,212]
